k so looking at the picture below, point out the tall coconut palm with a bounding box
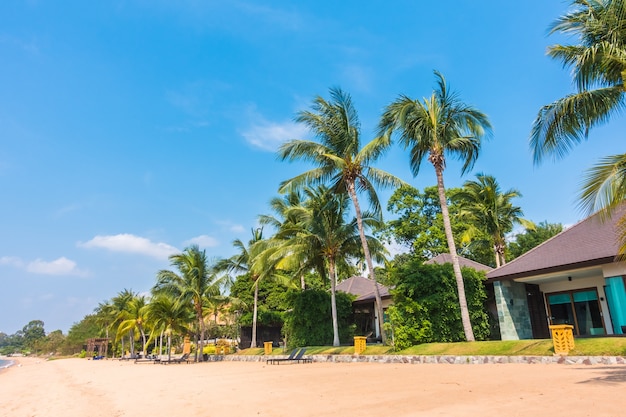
[278,87,403,344]
[379,71,492,341]
[531,0,626,223]
[153,245,223,362]
[455,173,534,268]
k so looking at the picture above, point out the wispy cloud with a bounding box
[26,257,87,277]
[184,235,219,248]
[1,255,87,277]
[78,234,179,260]
[241,116,308,152]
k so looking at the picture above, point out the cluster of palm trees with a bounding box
[94,247,233,361]
[92,0,626,353]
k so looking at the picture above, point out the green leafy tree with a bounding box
[531,0,626,251]
[22,320,46,352]
[379,71,492,341]
[455,173,534,267]
[387,259,490,350]
[278,87,403,344]
[63,314,102,355]
[384,185,489,260]
[507,221,563,260]
[154,245,223,361]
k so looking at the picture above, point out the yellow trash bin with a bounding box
[549,324,575,355]
[264,341,273,355]
[354,336,367,355]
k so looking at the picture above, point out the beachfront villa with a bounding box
[487,206,626,340]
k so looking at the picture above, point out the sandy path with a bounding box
[1,356,624,417]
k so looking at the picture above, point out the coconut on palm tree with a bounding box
[379,71,492,342]
[278,87,403,344]
[531,0,626,225]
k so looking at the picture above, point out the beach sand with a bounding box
[0,356,624,417]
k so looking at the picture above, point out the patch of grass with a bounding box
[236,338,626,356]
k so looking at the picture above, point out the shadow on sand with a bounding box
[576,366,626,385]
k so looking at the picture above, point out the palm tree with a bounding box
[116,294,149,356]
[379,71,492,341]
[145,294,193,361]
[218,228,268,348]
[153,245,223,362]
[278,87,403,344]
[531,0,626,223]
[287,186,381,346]
[259,191,326,290]
[455,173,534,268]
[110,289,136,357]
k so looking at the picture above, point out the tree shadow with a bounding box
[576,366,626,385]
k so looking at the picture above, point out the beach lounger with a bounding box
[267,348,312,365]
[266,348,299,365]
[161,353,190,365]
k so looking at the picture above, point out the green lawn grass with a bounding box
[237,338,626,357]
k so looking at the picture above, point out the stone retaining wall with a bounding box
[225,354,626,365]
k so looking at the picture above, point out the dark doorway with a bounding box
[526,284,550,339]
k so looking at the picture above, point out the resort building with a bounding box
[487,206,626,340]
[336,276,392,342]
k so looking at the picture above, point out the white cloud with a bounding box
[79,234,179,260]
[241,119,308,152]
[26,257,86,276]
[184,235,219,248]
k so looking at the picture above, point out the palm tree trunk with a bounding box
[197,305,205,362]
[329,258,340,347]
[251,280,259,348]
[493,244,501,268]
[435,166,475,342]
[347,181,387,344]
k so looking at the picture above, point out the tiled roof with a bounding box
[487,206,623,281]
[425,253,493,272]
[336,275,391,302]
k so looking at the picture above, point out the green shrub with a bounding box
[283,289,354,348]
[388,260,490,349]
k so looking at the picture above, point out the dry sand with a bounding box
[1,356,625,417]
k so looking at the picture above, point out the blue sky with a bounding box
[1,1,623,334]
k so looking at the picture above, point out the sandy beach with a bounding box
[0,356,625,417]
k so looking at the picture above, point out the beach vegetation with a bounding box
[531,0,626,254]
[386,259,490,350]
[283,288,355,348]
[454,173,535,268]
[279,88,404,345]
[153,245,226,362]
[379,71,492,342]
